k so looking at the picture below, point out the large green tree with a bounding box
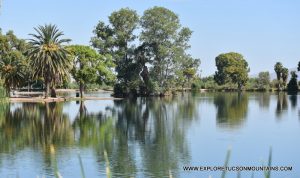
[92,7,199,96]
[214,52,249,90]
[67,45,115,98]
[91,8,140,96]
[27,24,71,98]
[140,7,198,93]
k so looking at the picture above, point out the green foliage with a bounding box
[92,7,200,96]
[141,7,199,91]
[281,67,289,86]
[176,56,200,89]
[287,71,298,92]
[0,30,27,96]
[274,62,288,90]
[92,8,140,96]
[67,45,115,97]
[27,24,71,98]
[214,52,249,90]
[274,62,283,81]
[191,76,218,90]
[0,86,6,98]
[0,53,25,95]
[257,71,270,90]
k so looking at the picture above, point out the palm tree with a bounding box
[274,62,283,90]
[27,24,71,98]
[281,67,289,88]
[0,52,25,97]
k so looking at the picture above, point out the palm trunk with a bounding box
[45,80,50,98]
[44,71,50,98]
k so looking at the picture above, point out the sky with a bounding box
[0,0,299,76]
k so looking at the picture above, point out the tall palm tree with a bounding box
[274,62,283,91]
[0,52,25,97]
[27,24,71,98]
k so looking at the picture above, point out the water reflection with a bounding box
[276,93,288,119]
[254,92,271,109]
[0,92,300,177]
[113,95,193,177]
[289,94,297,109]
[213,93,249,128]
[0,95,196,177]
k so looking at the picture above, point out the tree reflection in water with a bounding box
[254,92,271,109]
[0,95,196,177]
[288,94,297,109]
[0,91,300,177]
[213,92,249,128]
[275,93,288,119]
[112,94,194,177]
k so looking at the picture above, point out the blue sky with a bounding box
[0,0,299,76]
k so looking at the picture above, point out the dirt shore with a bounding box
[9,96,123,103]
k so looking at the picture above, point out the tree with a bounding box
[92,8,139,96]
[140,7,198,93]
[67,45,99,98]
[67,45,115,98]
[0,30,27,96]
[0,52,25,96]
[27,24,71,98]
[287,71,298,92]
[257,71,270,90]
[176,56,200,89]
[274,62,285,90]
[214,52,249,90]
[92,7,199,96]
[274,62,283,81]
[281,67,289,88]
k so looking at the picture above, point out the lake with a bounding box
[0,92,299,178]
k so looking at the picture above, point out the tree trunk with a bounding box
[45,79,50,98]
[238,83,242,91]
[80,82,84,98]
[44,67,51,98]
[50,87,56,98]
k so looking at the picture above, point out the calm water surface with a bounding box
[0,92,299,178]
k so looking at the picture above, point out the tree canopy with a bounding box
[92,7,200,96]
[0,30,27,96]
[27,24,71,98]
[214,52,249,90]
[67,45,115,98]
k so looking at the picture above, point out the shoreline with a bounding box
[9,96,123,103]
